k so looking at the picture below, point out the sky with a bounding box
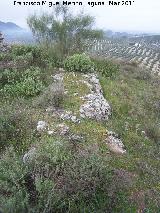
[0,0,160,33]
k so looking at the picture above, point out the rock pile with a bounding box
[80,73,111,121]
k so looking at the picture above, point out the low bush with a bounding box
[40,43,64,68]
[64,54,95,73]
[33,82,65,108]
[145,124,160,145]
[0,100,35,151]
[12,45,44,67]
[4,44,52,68]
[0,139,130,212]
[0,52,12,61]
[92,57,119,78]
[1,67,45,97]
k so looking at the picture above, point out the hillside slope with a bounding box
[0,21,23,31]
[0,45,160,212]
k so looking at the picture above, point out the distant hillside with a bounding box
[0,21,34,43]
[0,21,22,32]
[104,30,134,38]
[104,29,151,39]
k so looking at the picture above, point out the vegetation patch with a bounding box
[64,53,95,73]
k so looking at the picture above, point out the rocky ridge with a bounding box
[23,70,126,163]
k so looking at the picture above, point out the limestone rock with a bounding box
[56,123,69,135]
[105,131,126,154]
[80,92,111,121]
[52,73,64,82]
[23,147,36,164]
[47,130,54,136]
[37,121,47,132]
[79,73,111,121]
[69,134,84,143]
[59,67,65,72]
[61,111,81,123]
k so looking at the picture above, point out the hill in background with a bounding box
[0,21,33,43]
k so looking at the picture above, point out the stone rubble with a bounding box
[79,73,111,121]
[56,123,70,136]
[60,111,81,123]
[29,73,125,159]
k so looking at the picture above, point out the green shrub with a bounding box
[0,52,12,61]
[0,100,35,151]
[1,67,45,97]
[145,124,160,145]
[64,54,95,73]
[92,58,119,78]
[0,139,135,212]
[40,43,64,68]
[10,44,51,68]
[33,82,65,108]
[11,45,41,57]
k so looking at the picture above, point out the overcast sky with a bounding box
[0,0,160,33]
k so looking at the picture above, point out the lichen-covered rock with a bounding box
[105,131,126,154]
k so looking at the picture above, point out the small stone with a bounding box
[64,90,68,95]
[37,121,47,132]
[57,123,69,135]
[73,93,79,96]
[46,107,55,113]
[69,134,84,143]
[60,111,72,120]
[71,116,81,123]
[59,67,65,72]
[105,131,126,154]
[52,73,64,82]
[48,130,54,135]
[23,147,36,164]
